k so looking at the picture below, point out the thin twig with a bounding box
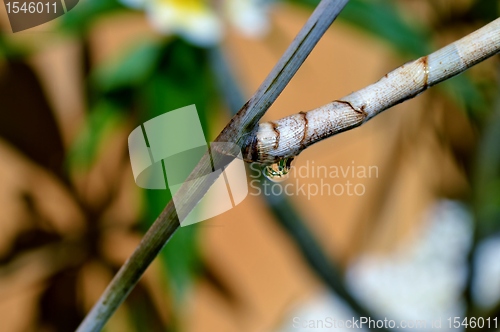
[243,18,500,164]
[209,46,390,331]
[76,1,349,331]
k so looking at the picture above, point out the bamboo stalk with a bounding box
[209,46,391,331]
[76,1,349,331]
[243,17,500,164]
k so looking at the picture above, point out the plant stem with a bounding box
[209,45,390,332]
[76,1,349,331]
[243,17,500,164]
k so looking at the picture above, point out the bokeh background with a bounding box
[0,0,499,331]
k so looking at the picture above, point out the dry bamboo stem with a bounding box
[244,17,500,164]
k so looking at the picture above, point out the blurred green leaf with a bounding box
[0,36,28,59]
[142,187,201,306]
[138,39,217,306]
[58,0,123,34]
[441,74,489,120]
[341,0,431,56]
[93,39,164,93]
[289,0,431,56]
[473,90,500,239]
[160,225,200,306]
[66,100,123,170]
[127,282,167,332]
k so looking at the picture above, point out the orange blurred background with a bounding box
[0,1,499,331]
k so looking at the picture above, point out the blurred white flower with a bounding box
[145,0,222,47]
[120,0,272,47]
[346,200,473,331]
[224,0,271,38]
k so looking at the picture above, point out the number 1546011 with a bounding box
[448,317,498,329]
[5,2,58,14]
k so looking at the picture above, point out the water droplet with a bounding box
[263,157,294,183]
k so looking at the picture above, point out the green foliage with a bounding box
[289,0,431,56]
[441,74,490,120]
[0,36,28,59]
[474,96,500,239]
[66,100,123,170]
[138,39,216,305]
[58,0,124,34]
[341,0,431,56]
[93,39,165,93]
[68,36,218,308]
